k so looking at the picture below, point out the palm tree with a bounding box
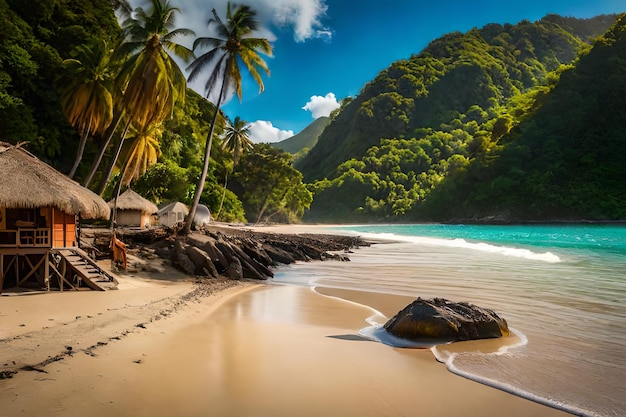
[90,0,194,194]
[216,116,253,219]
[57,39,114,179]
[184,2,272,233]
[120,122,162,187]
[222,116,253,165]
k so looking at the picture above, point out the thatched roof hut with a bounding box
[109,189,158,213]
[108,189,158,228]
[0,142,110,219]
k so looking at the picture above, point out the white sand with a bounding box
[1,284,569,416]
[0,228,571,417]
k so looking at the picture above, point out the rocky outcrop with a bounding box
[383,298,510,343]
[160,229,367,280]
[82,226,368,281]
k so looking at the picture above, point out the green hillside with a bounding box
[298,14,616,182]
[302,14,625,223]
[1,1,623,225]
[272,116,330,155]
[426,16,626,221]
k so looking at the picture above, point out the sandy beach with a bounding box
[0,227,572,417]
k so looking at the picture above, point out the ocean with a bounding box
[272,224,626,417]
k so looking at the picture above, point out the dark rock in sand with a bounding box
[262,244,296,264]
[227,257,243,280]
[185,246,219,278]
[187,234,229,272]
[83,225,369,281]
[384,298,510,343]
[171,240,195,275]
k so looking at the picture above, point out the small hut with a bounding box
[0,141,112,293]
[108,189,158,228]
[158,202,189,227]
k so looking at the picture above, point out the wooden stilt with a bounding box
[13,255,18,289]
[44,251,50,291]
[18,254,46,287]
[0,254,4,294]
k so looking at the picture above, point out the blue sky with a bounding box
[160,0,626,142]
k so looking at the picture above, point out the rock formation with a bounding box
[82,226,367,280]
[383,297,510,343]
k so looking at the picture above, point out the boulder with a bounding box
[171,240,196,275]
[383,298,509,343]
[227,257,243,280]
[185,246,219,278]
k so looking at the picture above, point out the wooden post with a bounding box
[0,253,4,294]
[45,250,50,291]
[14,254,19,289]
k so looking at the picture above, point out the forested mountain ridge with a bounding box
[1,1,623,225]
[297,14,617,182]
[272,116,330,156]
[426,15,626,221]
[301,14,625,223]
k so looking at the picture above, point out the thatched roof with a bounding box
[109,189,158,214]
[0,142,110,220]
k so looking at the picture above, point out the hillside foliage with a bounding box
[1,1,623,224]
[301,14,624,222]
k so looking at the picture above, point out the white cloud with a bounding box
[167,0,330,45]
[127,0,331,100]
[248,120,294,143]
[269,0,331,42]
[302,92,340,119]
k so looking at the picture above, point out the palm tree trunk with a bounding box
[110,179,124,231]
[97,118,132,196]
[83,112,123,188]
[183,79,227,234]
[68,121,92,179]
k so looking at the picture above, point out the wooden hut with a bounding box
[108,189,158,228]
[0,142,116,293]
[158,202,189,227]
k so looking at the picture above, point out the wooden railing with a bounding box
[0,228,50,248]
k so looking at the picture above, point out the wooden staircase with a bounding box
[52,248,118,291]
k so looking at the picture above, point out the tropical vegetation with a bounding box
[1,0,624,225]
[183,2,272,232]
[0,0,308,225]
[300,14,626,222]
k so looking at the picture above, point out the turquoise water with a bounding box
[273,224,626,417]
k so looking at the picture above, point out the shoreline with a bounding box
[0,225,572,417]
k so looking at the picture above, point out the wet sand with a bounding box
[1,272,569,417]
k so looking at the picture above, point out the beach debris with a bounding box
[0,370,17,379]
[383,298,510,344]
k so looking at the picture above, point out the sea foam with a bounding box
[359,232,561,263]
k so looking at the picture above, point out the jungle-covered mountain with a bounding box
[272,115,329,156]
[300,14,626,222]
[2,1,624,225]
